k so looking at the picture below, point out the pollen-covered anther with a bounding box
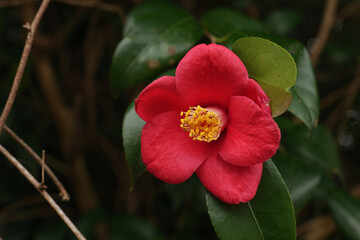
[180,105,226,142]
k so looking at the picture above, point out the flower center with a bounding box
[180,105,226,143]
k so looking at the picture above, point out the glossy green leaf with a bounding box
[278,118,343,177]
[206,160,296,240]
[285,43,319,129]
[326,188,360,240]
[219,32,319,127]
[122,102,146,186]
[232,37,297,117]
[202,7,264,38]
[273,152,322,212]
[260,35,319,128]
[110,0,202,97]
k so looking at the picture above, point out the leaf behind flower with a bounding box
[206,160,296,240]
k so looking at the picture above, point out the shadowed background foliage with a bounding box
[0,0,359,239]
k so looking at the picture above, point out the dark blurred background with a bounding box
[0,0,359,239]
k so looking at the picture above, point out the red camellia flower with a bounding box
[135,44,281,204]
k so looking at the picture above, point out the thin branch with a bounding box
[40,150,46,188]
[338,1,360,20]
[0,145,86,240]
[3,125,70,201]
[0,0,50,134]
[310,0,339,67]
[42,150,45,184]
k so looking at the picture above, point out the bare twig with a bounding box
[39,150,46,189]
[338,1,360,20]
[3,125,70,201]
[0,0,50,134]
[310,0,339,67]
[0,145,86,240]
[42,150,45,184]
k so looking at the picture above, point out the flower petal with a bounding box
[176,44,248,108]
[219,96,280,166]
[141,110,212,184]
[196,149,263,204]
[246,78,271,115]
[135,76,185,122]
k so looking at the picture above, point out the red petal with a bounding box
[141,110,212,184]
[135,76,185,122]
[175,44,248,109]
[196,149,263,204]
[219,96,280,166]
[246,79,271,115]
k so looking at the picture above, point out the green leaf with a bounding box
[260,35,319,128]
[206,160,296,240]
[202,7,264,38]
[285,43,319,128]
[326,188,360,240]
[278,118,343,177]
[122,102,146,187]
[273,152,322,212]
[218,32,319,127]
[232,37,297,117]
[110,0,202,97]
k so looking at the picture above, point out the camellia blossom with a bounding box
[135,44,281,204]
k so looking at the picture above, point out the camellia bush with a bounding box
[1,0,360,239]
[111,0,348,239]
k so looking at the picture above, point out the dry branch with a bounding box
[0,0,50,133]
[3,125,70,201]
[310,0,339,67]
[0,145,86,240]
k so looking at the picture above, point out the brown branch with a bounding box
[0,0,50,134]
[42,150,45,184]
[310,0,339,68]
[31,43,99,213]
[3,125,70,201]
[0,145,86,240]
[338,1,360,20]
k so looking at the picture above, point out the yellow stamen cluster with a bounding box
[180,105,222,143]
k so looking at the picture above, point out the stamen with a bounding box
[180,105,225,142]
